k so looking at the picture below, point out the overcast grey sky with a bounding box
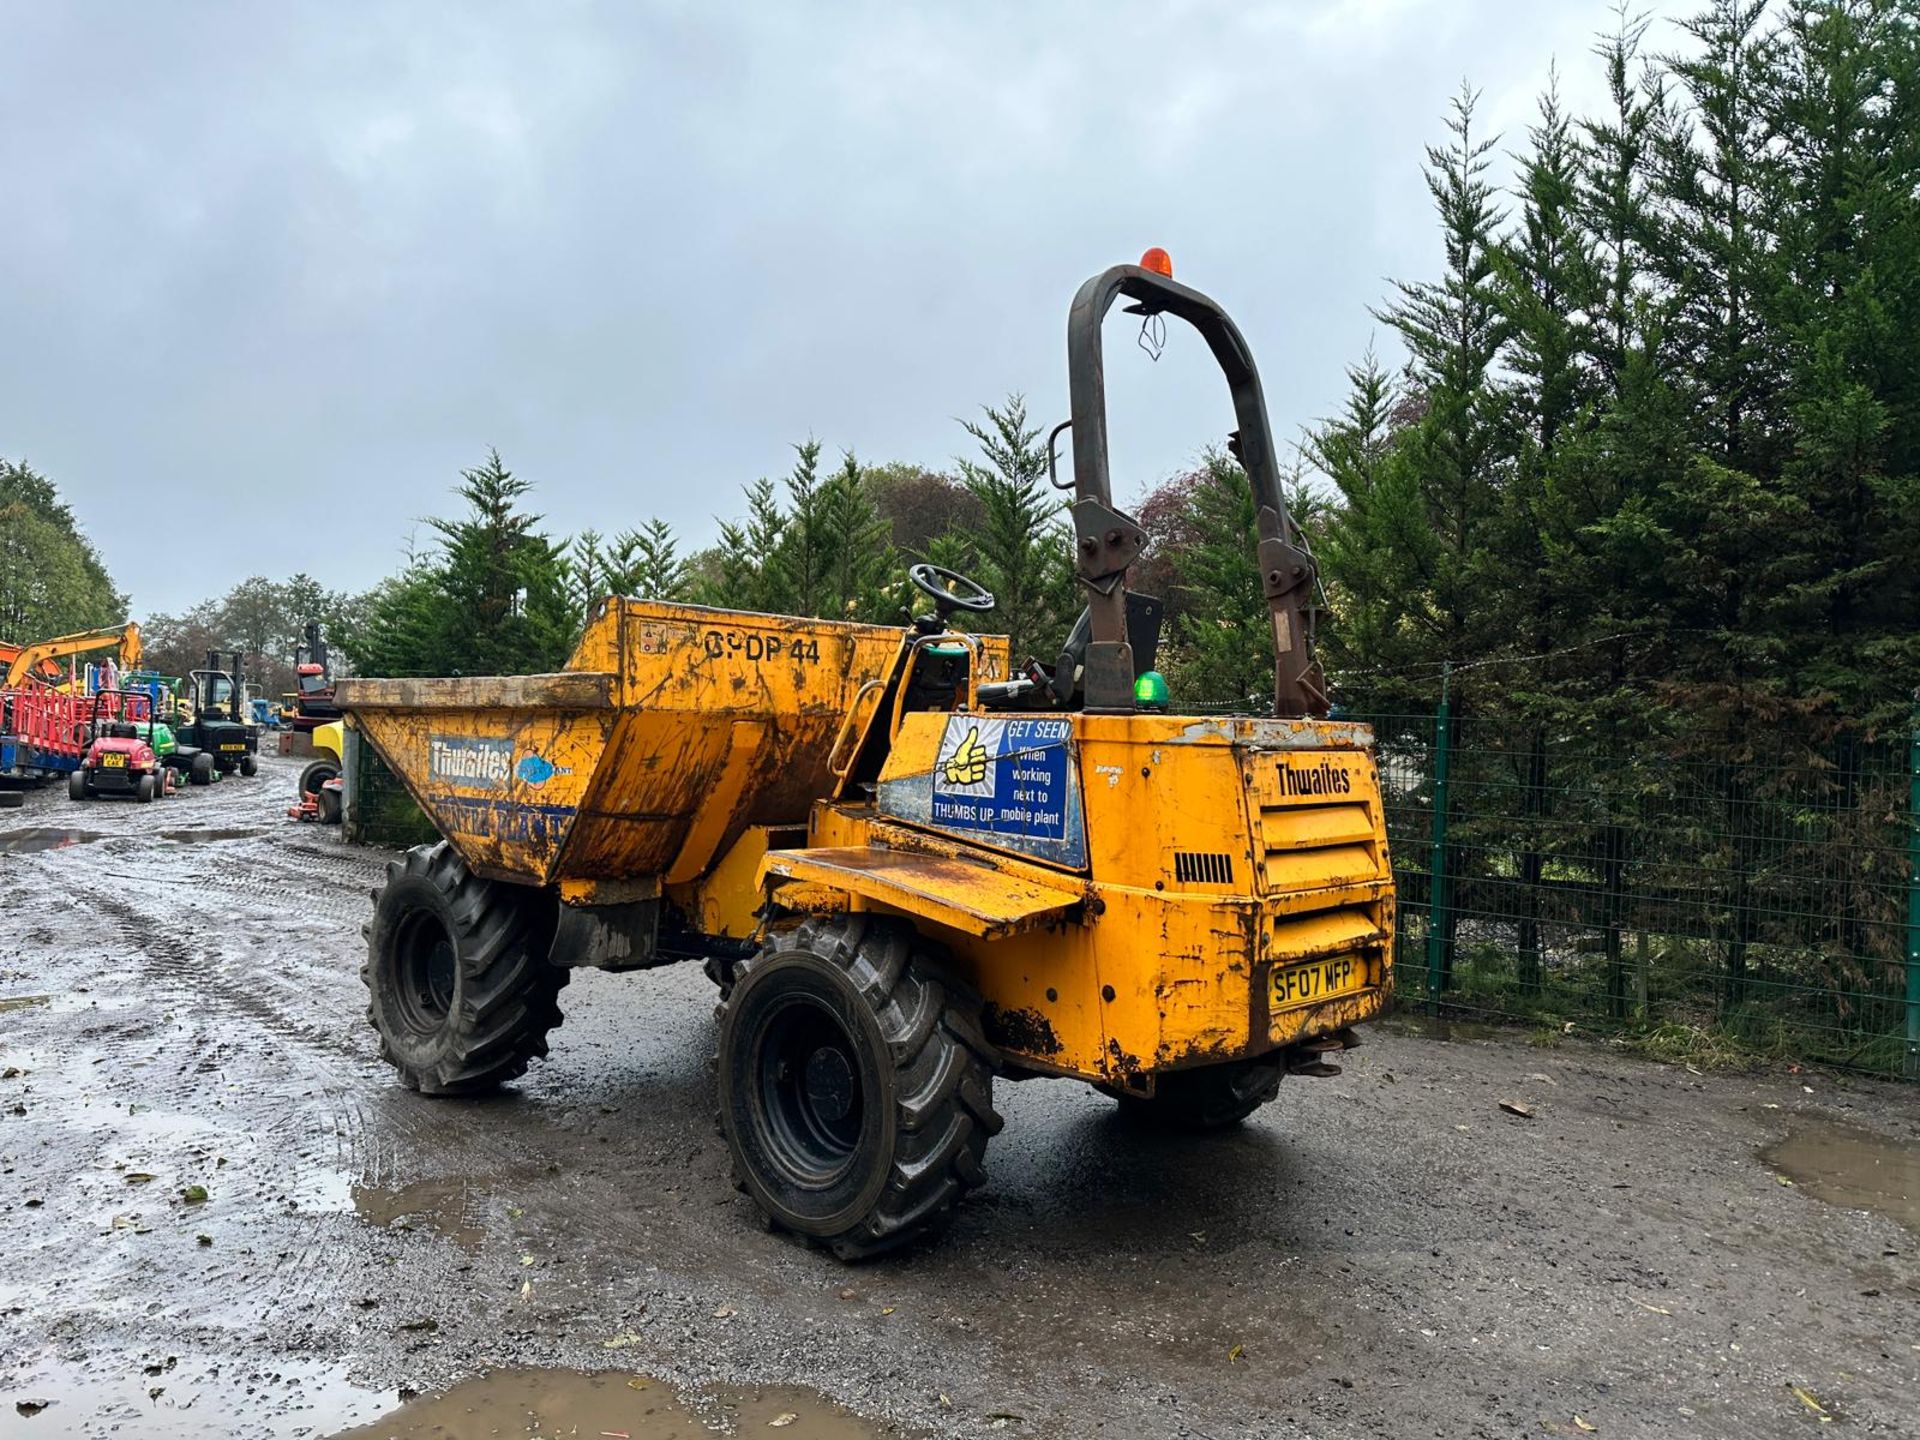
[2,1,1686,616]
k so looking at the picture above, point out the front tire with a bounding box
[718,916,1002,1260]
[1110,1054,1286,1132]
[362,842,565,1095]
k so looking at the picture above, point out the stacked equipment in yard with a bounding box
[0,623,149,804]
[0,685,95,801]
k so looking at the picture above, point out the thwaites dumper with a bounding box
[339,257,1396,1258]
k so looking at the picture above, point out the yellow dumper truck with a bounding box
[338,256,1395,1257]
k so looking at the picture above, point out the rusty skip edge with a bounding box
[335,671,615,712]
[1174,716,1377,750]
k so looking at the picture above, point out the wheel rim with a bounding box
[753,994,866,1186]
[392,910,458,1037]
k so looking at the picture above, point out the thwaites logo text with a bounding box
[1275,758,1355,798]
[429,735,514,789]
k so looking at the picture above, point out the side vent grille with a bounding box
[1173,851,1234,885]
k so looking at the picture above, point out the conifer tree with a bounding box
[816,451,896,621]
[956,395,1075,664]
[771,440,829,618]
[707,476,792,614]
[1370,82,1511,674]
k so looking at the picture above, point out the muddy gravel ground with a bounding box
[2,752,1917,1439]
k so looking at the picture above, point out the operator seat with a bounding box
[978,592,1165,711]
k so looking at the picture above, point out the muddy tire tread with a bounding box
[361,841,567,1096]
[723,915,1002,1260]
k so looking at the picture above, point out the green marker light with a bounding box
[1134,670,1169,708]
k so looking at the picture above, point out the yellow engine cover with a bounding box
[789,710,1396,1085]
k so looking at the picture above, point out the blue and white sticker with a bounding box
[871,714,1085,867]
[515,753,573,786]
[429,735,513,789]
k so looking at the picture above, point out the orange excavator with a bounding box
[2,622,143,690]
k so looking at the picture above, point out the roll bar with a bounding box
[1064,264,1327,718]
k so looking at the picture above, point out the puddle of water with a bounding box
[0,994,53,1014]
[158,827,262,844]
[328,1369,888,1440]
[352,1177,487,1250]
[287,1165,357,1215]
[3,1349,398,1438]
[1764,1119,1920,1233]
[0,827,105,855]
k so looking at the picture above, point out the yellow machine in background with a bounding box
[339,255,1395,1258]
[293,720,346,823]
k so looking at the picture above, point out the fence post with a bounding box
[341,722,362,845]
[1905,692,1919,1079]
[1426,664,1454,998]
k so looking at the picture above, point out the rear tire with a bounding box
[718,916,1002,1260]
[0,790,24,809]
[135,774,156,803]
[299,758,339,798]
[190,752,214,786]
[1110,1055,1286,1132]
[68,770,88,802]
[362,842,565,1096]
[240,753,258,777]
[317,784,342,825]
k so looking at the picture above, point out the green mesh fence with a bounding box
[1359,706,1920,1079]
[342,727,439,852]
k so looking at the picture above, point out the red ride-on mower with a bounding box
[286,773,343,824]
[68,690,173,804]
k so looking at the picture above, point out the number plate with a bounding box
[220,743,246,752]
[1270,954,1370,1012]
[101,753,127,768]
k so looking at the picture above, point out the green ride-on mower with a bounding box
[169,650,260,786]
[69,689,175,803]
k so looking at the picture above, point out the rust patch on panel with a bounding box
[982,1003,1063,1058]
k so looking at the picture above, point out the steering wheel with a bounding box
[908,563,996,617]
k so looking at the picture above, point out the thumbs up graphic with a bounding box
[941,725,990,787]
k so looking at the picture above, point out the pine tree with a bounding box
[1490,77,1608,992]
[1581,7,1669,396]
[1310,354,1438,704]
[1167,452,1272,707]
[569,528,611,617]
[770,440,829,617]
[1764,0,1920,725]
[1657,0,1784,474]
[361,449,574,676]
[353,545,449,679]
[816,452,895,621]
[956,395,1075,664]
[1371,82,1512,673]
[706,476,792,614]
